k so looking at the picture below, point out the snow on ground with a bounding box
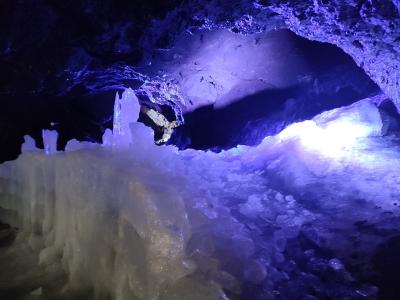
[0,89,399,299]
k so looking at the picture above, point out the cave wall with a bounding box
[0,0,399,160]
[143,0,399,110]
[1,0,398,108]
[267,0,400,111]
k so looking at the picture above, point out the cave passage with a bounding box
[1,1,400,300]
[170,30,380,151]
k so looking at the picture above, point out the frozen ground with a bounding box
[0,89,399,299]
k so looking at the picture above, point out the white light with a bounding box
[278,119,373,158]
[277,100,383,158]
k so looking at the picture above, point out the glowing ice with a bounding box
[21,135,39,153]
[0,90,399,300]
[110,88,141,147]
[277,99,382,158]
[42,130,59,155]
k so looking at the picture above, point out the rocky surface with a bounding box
[1,0,398,104]
[267,0,400,111]
[0,0,398,157]
[144,0,399,110]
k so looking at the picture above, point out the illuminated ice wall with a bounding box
[1,89,399,299]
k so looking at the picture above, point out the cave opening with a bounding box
[167,29,381,151]
[0,29,384,160]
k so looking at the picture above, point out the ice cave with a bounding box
[0,1,400,300]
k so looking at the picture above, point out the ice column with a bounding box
[110,88,141,147]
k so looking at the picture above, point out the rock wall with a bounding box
[143,0,399,109]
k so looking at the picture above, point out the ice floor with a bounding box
[0,90,399,299]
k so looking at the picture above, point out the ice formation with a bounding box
[1,89,400,299]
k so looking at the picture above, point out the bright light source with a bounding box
[279,111,380,158]
[277,100,383,158]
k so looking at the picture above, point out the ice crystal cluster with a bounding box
[0,89,400,299]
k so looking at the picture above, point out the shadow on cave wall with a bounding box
[169,32,380,151]
[0,27,382,161]
[170,79,379,152]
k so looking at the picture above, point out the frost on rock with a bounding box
[1,89,400,299]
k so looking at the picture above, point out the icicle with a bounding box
[42,130,58,155]
[107,88,141,148]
